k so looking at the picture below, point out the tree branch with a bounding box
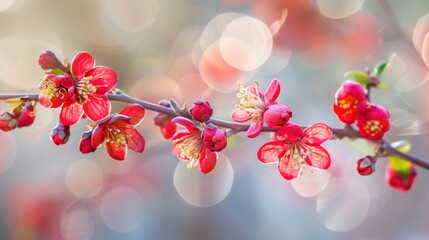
[1,92,429,170]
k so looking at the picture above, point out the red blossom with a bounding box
[263,103,292,129]
[190,100,213,122]
[202,123,227,152]
[333,80,368,125]
[232,79,291,138]
[153,101,176,139]
[50,122,70,145]
[90,104,145,160]
[79,130,96,154]
[0,112,18,131]
[0,99,37,131]
[357,105,390,140]
[171,117,219,174]
[257,122,332,180]
[38,51,62,72]
[385,163,417,192]
[356,156,376,176]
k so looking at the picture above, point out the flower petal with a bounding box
[276,122,303,142]
[257,141,288,163]
[172,117,199,133]
[71,51,95,79]
[91,124,106,148]
[302,123,332,145]
[60,101,84,125]
[160,121,176,139]
[107,141,127,160]
[38,94,62,108]
[246,118,263,138]
[172,131,191,145]
[278,156,301,180]
[231,109,252,123]
[199,150,217,174]
[304,145,331,170]
[87,66,118,94]
[83,94,111,122]
[124,127,145,153]
[118,104,145,125]
[264,79,280,104]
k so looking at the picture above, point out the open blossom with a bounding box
[232,79,291,138]
[90,104,145,160]
[357,104,390,140]
[38,74,75,108]
[257,122,332,180]
[333,80,367,124]
[172,117,224,174]
[385,163,417,192]
[59,51,117,125]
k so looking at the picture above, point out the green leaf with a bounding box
[377,83,391,90]
[49,68,64,76]
[344,71,368,85]
[344,138,376,156]
[374,61,388,77]
[389,140,412,175]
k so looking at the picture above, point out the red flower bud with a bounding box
[385,163,417,192]
[50,122,70,145]
[17,101,36,128]
[263,103,292,129]
[38,51,62,71]
[357,105,390,140]
[190,100,213,122]
[0,112,18,131]
[154,100,176,139]
[202,124,227,152]
[356,156,376,176]
[333,80,368,124]
[79,130,96,154]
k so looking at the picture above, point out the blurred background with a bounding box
[1,0,429,239]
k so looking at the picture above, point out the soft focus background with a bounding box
[1,0,429,239]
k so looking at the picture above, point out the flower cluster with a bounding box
[333,80,390,140]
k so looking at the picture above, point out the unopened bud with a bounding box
[79,130,96,154]
[17,101,37,128]
[190,100,213,122]
[0,112,18,131]
[356,156,376,176]
[202,124,227,152]
[50,122,70,145]
[264,103,292,129]
[38,51,62,71]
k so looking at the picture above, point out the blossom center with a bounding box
[338,96,358,111]
[173,132,204,169]
[77,76,97,101]
[234,81,266,117]
[41,80,60,99]
[105,125,129,149]
[363,120,383,137]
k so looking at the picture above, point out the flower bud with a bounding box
[154,100,176,139]
[356,156,376,176]
[0,112,18,131]
[190,100,213,122]
[50,122,70,145]
[264,103,292,129]
[17,101,36,128]
[385,163,417,192]
[38,51,62,71]
[202,124,227,152]
[79,130,96,154]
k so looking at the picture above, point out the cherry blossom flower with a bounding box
[257,122,332,180]
[90,104,145,160]
[357,104,390,140]
[333,80,367,124]
[385,163,417,192]
[171,117,226,174]
[38,74,75,109]
[232,79,291,138]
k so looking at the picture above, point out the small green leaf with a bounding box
[49,68,64,76]
[389,140,412,175]
[374,61,388,77]
[377,83,391,90]
[344,71,368,85]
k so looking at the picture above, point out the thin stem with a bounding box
[1,92,429,170]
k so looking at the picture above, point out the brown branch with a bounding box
[1,92,429,170]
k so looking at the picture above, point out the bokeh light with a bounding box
[317,0,365,19]
[61,209,95,240]
[66,159,104,199]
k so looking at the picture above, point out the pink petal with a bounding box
[246,118,263,138]
[38,94,62,108]
[304,145,331,170]
[264,79,280,104]
[107,141,127,160]
[60,101,84,125]
[231,109,252,123]
[257,141,288,163]
[278,156,301,180]
[71,52,95,79]
[172,131,191,144]
[87,66,118,94]
[91,124,106,148]
[83,94,111,122]
[118,104,145,125]
[302,123,332,145]
[172,117,199,133]
[160,121,176,139]
[276,123,303,142]
[108,114,131,125]
[199,150,217,174]
[124,127,145,153]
